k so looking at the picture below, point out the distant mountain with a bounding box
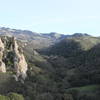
[42,32,66,39]
[0,27,66,41]
[0,27,67,50]
[0,27,91,50]
[72,33,90,37]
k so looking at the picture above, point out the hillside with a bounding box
[0,27,91,50]
[0,27,68,49]
[23,33,100,100]
[42,36,100,56]
[0,27,100,100]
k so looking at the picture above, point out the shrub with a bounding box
[0,95,10,100]
[8,93,24,100]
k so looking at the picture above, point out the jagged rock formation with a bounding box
[0,38,6,72]
[12,37,28,81]
[0,36,28,81]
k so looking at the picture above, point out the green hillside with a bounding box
[0,33,100,100]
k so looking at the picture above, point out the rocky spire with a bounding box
[12,37,28,81]
[0,38,6,73]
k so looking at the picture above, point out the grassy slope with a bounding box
[66,85,100,92]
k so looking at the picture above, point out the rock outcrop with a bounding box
[0,38,6,72]
[12,37,28,81]
[0,36,28,81]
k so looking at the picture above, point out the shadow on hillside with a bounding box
[39,40,100,86]
[38,39,86,57]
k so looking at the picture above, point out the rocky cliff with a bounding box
[0,36,28,81]
[0,38,6,72]
[12,37,28,81]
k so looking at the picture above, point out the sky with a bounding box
[0,0,100,36]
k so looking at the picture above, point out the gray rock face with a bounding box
[12,37,28,81]
[0,36,28,81]
[0,61,6,73]
[0,38,6,73]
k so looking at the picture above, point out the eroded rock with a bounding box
[13,37,28,81]
[0,38,6,73]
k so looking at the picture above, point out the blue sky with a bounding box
[0,0,100,36]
